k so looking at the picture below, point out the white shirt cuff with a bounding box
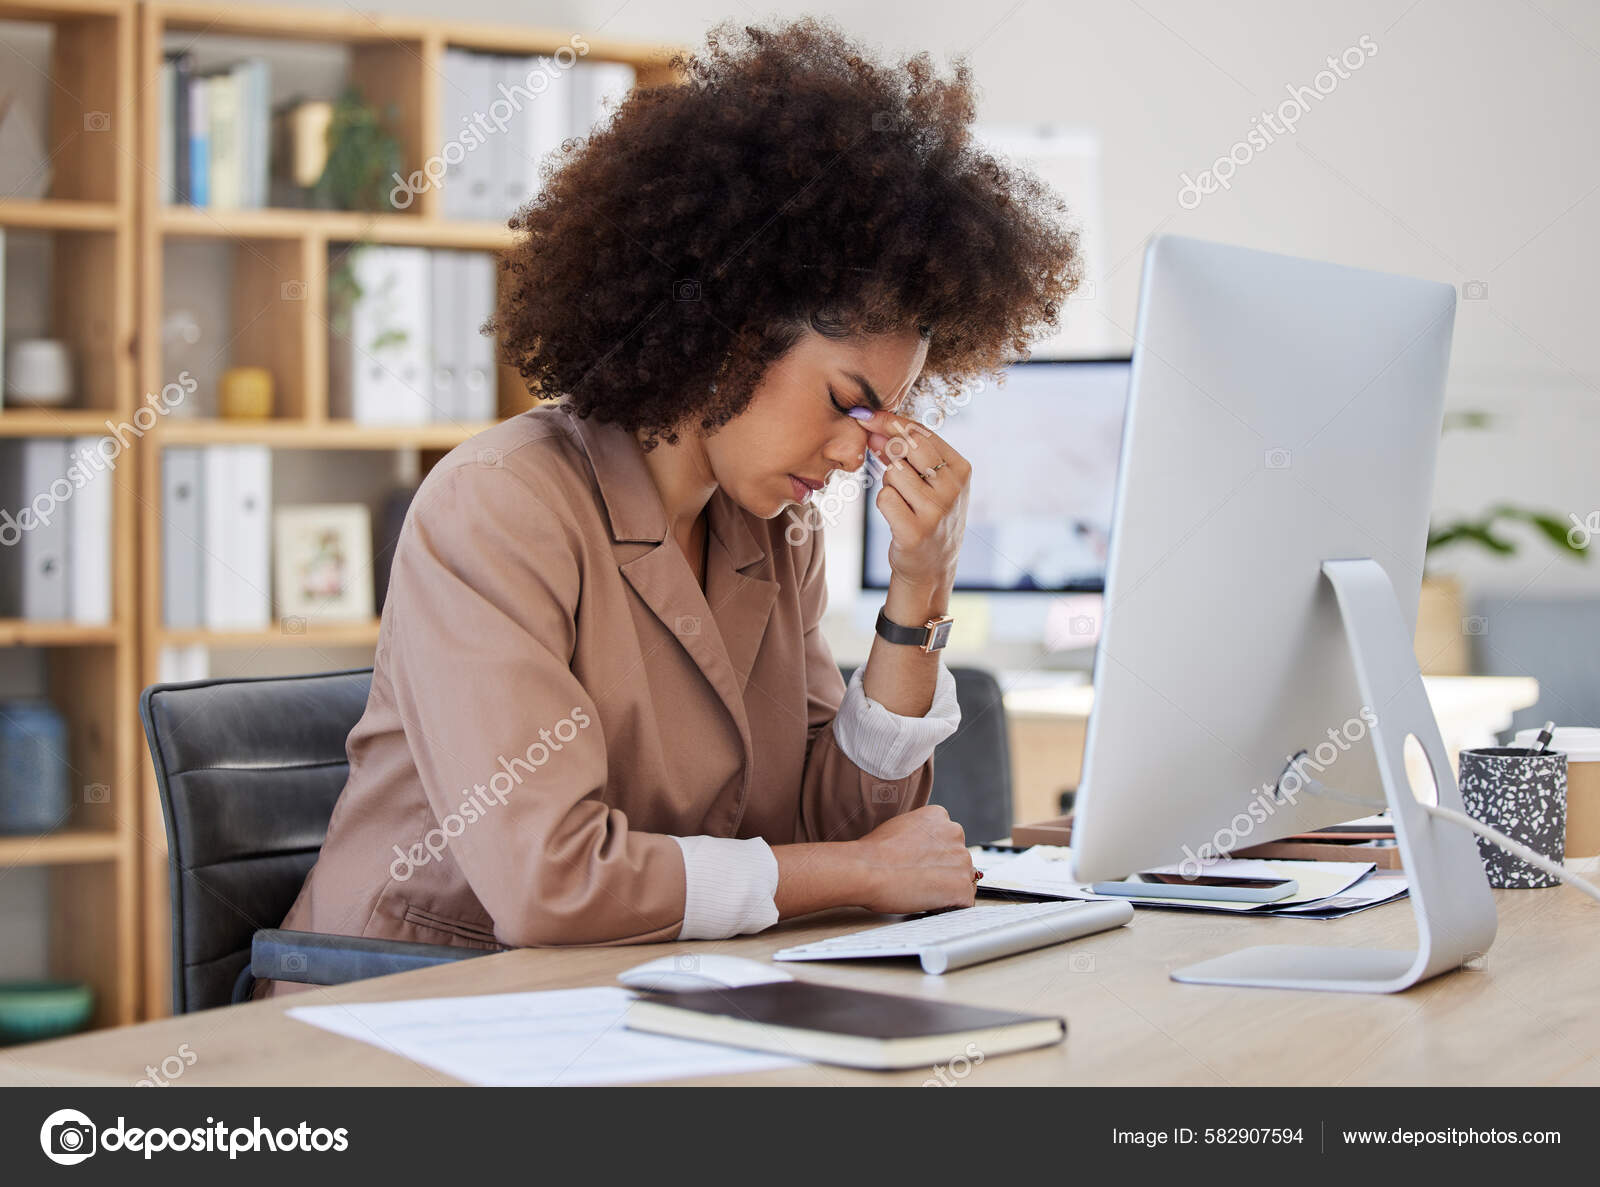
[830,659,961,780]
[672,835,781,940]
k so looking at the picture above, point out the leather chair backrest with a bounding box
[140,669,373,1013]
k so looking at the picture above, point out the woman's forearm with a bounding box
[771,841,876,918]
[859,573,950,717]
[772,807,977,920]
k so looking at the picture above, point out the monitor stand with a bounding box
[1171,557,1498,993]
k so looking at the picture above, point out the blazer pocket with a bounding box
[401,903,504,950]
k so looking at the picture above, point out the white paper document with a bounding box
[288,986,802,1086]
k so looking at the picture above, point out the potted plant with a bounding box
[1416,411,1589,674]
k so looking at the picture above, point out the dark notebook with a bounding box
[624,980,1066,1071]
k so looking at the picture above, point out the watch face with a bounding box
[926,618,954,651]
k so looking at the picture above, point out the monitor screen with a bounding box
[861,358,1131,593]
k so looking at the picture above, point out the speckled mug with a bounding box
[1457,747,1566,888]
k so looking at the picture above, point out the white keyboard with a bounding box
[773,899,1134,975]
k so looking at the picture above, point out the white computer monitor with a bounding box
[860,359,1130,593]
[1069,234,1497,994]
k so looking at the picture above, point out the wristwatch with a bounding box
[874,607,955,653]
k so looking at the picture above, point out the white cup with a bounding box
[1514,726,1600,858]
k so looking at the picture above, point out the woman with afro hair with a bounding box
[262,16,1080,987]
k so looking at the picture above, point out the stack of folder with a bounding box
[440,51,637,223]
[330,246,498,426]
[0,439,113,624]
[161,447,272,631]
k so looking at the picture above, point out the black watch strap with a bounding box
[875,607,955,652]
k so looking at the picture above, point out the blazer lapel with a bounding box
[564,407,779,750]
[704,488,779,694]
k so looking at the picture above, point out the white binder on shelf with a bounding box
[331,245,433,425]
[157,643,210,685]
[569,61,635,140]
[440,48,475,220]
[493,55,531,221]
[428,249,461,422]
[68,437,113,625]
[457,251,499,423]
[202,444,272,630]
[460,52,498,219]
[161,447,205,629]
[516,54,573,208]
[0,439,71,620]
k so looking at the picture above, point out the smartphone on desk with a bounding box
[1089,871,1298,903]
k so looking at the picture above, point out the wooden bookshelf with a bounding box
[131,0,685,1019]
[0,0,140,1032]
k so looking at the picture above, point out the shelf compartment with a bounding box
[0,5,130,205]
[160,235,315,420]
[3,227,128,412]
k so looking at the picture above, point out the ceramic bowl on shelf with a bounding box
[3,339,75,407]
[0,981,94,1046]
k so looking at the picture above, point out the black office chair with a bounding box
[140,669,486,1014]
[839,664,1013,844]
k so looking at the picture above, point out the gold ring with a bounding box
[923,461,948,479]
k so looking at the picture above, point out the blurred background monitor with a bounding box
[861,358,1131,593]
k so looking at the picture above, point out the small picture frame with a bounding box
[273,504,374,622]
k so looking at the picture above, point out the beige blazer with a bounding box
[262,403,933,994]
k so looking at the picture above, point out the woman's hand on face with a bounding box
[851,804,977,914]
[850,408,971,592]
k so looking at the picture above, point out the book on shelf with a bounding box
[333,245,498,426]
[187,61,208,206]
[162,52,271,209]
[0,439,113,624]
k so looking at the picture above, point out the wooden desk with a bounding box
[5,862,1597,1087]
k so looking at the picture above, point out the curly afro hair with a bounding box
[489,15,1084,448]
